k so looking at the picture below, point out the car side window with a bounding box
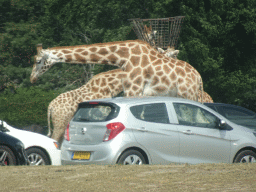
[130,103,170,124]
[173,103,219,128]
[220,106,255,118]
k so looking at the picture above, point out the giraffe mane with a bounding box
[47,40,149,50]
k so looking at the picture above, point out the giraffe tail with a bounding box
[200,78,204,104]
[47,101,53,137]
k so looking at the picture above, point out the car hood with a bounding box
[1,120,57,149]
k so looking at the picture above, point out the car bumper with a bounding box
[61,138,125,165]
[48,148,61,165]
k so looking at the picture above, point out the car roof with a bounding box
[83,96,203,106]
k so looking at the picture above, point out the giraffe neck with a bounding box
[43,40,150,68]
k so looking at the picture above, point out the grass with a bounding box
[1,163,256,192]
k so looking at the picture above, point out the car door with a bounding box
[129,102,180,164]
[172,103,232,164]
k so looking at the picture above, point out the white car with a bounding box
[0,120,61,166]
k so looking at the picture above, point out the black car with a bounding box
[204,103,256,131]
[0,131,28,166]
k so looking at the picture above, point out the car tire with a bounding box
[0,145,16,166]
[234,150,256,163]
[26,148,50,166]
[117,150,146,165]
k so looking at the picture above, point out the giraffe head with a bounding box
[143,25,157,41]
[30,44,64,83]
[157,46,179,59]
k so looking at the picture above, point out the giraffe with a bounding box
[47,69,125,144]
[44,46,187,144]
[198,90,214,103]
[31,40,204,101]
[46,67,212,145]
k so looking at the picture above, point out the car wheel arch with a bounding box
[117,147,149,164]
[0,145,17,165]
[233,147,256,163]
[26,146,51,165]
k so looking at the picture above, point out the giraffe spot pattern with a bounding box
[125,62,133,72]
[98,48,108,56]
[150,50,157,56]
[116,47,130,58]
[74,53,86,62]
[131,45,141,55]
[155,66,161,71]
[151,76,160,86]
[143,66,154,79]
[75,49,84,52]
[89,48,97,52]
[153,86,167,93]
[90,54,101,62]
[163,65,171,74]
[107,54,118,64]
[176,67,186,77]
[65,55,72,62]
[156,71,164,76]
[170,72,177,81]
[128,43,135,47]
[141,46,149,54]
[130,56,140,67]
[149,55,157,62]
[141,55,150,68]
[134,76,142,86]
[57,53,63,57]
[81,51,88,56]
[109,46,117,52]
[100,78,107,87]
[62,50,72,54]
[131,85,140,91]
[129,67,142,80]
[161,76,170,86]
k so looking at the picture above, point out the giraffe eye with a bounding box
[37,60,41,64]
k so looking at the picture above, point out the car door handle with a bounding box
[138,127,147,132]
[182,130,194,135]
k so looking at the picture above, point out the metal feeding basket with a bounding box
[129,16,185,49]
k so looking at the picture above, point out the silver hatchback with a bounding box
[61,97,256,165]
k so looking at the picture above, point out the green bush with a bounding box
[0,87,62,128]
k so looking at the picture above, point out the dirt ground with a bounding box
[1,163,256,192]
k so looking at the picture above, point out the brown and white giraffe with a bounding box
[47,69,125,144]
[31,40,204,101]
[46,68,212,145]
[44,46,191,144]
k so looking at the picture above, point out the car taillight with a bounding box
[103,122,125,141]
[64,123,70,141]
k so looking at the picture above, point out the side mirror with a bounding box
[0,121,3,130]
[218,119,226,129]
[0,121,9,132]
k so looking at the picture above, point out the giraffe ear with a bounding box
[173,50,179,57]
[37,44,43,54]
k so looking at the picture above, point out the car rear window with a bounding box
[73,103,120,122]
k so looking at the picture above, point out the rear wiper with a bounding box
[76,118,90,121]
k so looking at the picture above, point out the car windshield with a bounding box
[73,103,119,122]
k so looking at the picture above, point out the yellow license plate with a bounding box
[72,152,90,160]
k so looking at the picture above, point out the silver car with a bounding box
[61,97,256,165]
